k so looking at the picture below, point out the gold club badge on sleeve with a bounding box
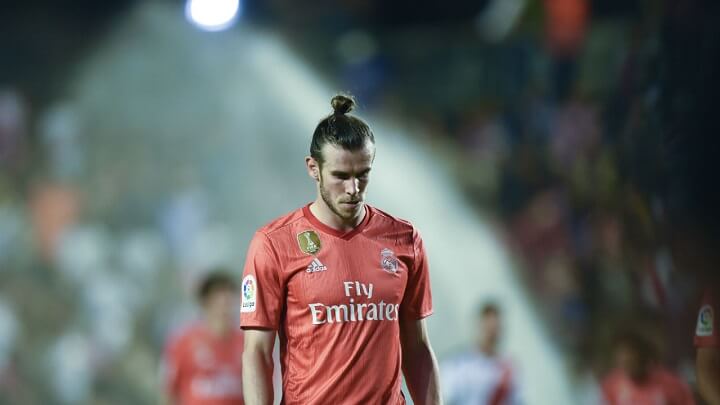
[297,230,321,254]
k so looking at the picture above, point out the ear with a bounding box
[305,156,320,182]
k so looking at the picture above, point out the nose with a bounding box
[345,178,360,196]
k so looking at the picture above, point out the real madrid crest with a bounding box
[381,248,399,273]
[297,230,322,255]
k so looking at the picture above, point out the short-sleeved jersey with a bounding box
[695,290,719,348]
[601,366,695,405]
[240,204,433,405]
[163,323,244,405]
[441,351,521,405]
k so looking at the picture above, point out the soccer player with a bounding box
[240,94,441,405]
[163,271,244,405]
[441,302,521,405]
[695,289,720,405]
[601,329,694,405]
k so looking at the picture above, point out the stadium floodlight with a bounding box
[185,0,240,32]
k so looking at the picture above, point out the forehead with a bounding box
[320,142,375,171]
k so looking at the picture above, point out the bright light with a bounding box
[185,0,240,32]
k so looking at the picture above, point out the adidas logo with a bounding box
[306,258,327,273]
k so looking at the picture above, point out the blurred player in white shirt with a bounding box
[442,302,522,405]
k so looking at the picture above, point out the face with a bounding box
[203,287,237,324]
[478,312,501,348]
[308,141,375,222]
[614,343,643,378]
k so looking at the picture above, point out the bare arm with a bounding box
[243,328,276,405]
[698,347,720,405]
[400,317,442,405]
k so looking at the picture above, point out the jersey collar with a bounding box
[302,203,372,241]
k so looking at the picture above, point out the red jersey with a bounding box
[163,323,244,405]
[694,290,719,348]
[240,204,433,405]
[601,366,695,405]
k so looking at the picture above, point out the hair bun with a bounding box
[331,94,355,115]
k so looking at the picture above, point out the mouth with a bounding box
[341,201,362,207]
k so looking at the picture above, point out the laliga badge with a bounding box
[240,275,256,313]
[297,230,321,255]
[697,305,714,336]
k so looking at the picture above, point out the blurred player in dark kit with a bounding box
[240,94,441,405]
[163,271,244,405]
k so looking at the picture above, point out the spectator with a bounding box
[162,270,244,405]
[601,329,694,405]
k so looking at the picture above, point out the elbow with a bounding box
[243,345,273,369]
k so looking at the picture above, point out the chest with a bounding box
[615,380,668,405]
[186,338,243,374]
[283,238,412,310]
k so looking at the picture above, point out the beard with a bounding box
[319,173,362,221]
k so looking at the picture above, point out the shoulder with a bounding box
[441,350,476,369]
[601,369,625,387]
[256,207,306,236]
[367,205,419,243]
[654,367,686,386]
[166,322,201,351]
[369,205,415,229]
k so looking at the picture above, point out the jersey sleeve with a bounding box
[240,231,284,329]
[401,228,433,319]
[694,290,719,348]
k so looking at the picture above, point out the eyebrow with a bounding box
[330,168,372,177]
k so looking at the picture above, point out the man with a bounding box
[163,271,244,405]
[601,329,694,405]
[441,302,521,405]
[696,289,720,405]
[240,94,441,405]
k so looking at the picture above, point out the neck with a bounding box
[205,316,231,337]
[478,340,496,356]
[310,198,365,232]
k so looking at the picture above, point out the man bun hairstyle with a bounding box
[331,94,355,115]
[310,93,375,166]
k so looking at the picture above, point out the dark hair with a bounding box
[612,329,656,366]
[196,270,237,303]
[310,94,375,166]
[477,301,501,317]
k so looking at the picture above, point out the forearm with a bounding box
[698,348,720,405]
[402,341,442,405]
[699,378,720,405]
[243,348,275,405]
[698,365,720,405]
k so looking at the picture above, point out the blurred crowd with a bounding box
[2,0,719,404]
[278,0,718,399]
[0,86,242,403]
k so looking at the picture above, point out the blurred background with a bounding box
[1,0,719,404]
